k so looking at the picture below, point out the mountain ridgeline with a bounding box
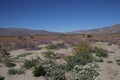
[69,24,120,34]
[0,28,61,36]
[0,24,120,36]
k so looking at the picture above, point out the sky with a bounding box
[0,0,120,32]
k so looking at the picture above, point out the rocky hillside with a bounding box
[0,28,61,36]
[69,24,120,34]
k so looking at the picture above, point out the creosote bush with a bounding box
[42,51,61,59]
[116,59,120,65]
[0,48,10,58]
[94,47,108,58]
[8,69,25,75]
[66,51,93,71]
[94,57,104,62]
[33,66,46,77]
[23,59,38,69]
[46,44,56,50]
[1,59,16,67]
[15,52,32,59]
[0,75,4,80]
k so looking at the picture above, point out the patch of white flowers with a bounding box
[72,63,99,80]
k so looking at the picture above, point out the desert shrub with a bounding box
[26,44,36,49]
[74,42,91,54]
[15,52,32,59]
[42,51,61,59]
[116,59,120,65]
[46,44,56,50]
[30,36,34,39]
[0,49,10,58]
[33,66,46,77]
[94,57,104,62]
[72,63,99,80]
[66,51,93,71]
[87,34,92,38]
[43,60,57,76]
[17,36,24,39]
[108,43,112,46]
[0,75,4,80]
[8,69,25,75]
[43,60,66,80]
[23,59,38,69]
[1,59,16,67]
[94,47,108,58]
[51,68,66,80]
[116,59,120,62]
[8,69,18,75]
[55,43,66,49]
[107,61,113,63]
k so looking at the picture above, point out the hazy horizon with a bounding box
[0,0,120,32]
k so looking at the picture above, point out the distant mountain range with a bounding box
[0,28,61,36]
[0,24,120,36]
[68,24,120,34]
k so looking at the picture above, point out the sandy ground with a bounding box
[0,42,120,80]
[93,42,120,80]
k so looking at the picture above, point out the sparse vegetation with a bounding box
[72,63,99,80]
[74,42,91,53]
[116,59,120,65]
[0,75,4,80]
[107,61,113,63]
[42,51,61,59]
[45,44,56,50]
[33,66,46,77]
[94,47,108,58]
[15,52,32,59]
[23,59,38,69]
[8,69,25,75]
[94,57,104,62]
[1,59,16,67]
[0,34,120,80]
[66,51,93,71]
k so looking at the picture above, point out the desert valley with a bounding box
[0,24,120,80]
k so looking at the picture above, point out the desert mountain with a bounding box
[69,24,120,34]
[0,28,61,36]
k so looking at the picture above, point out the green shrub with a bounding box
[94,47,108,58]
[8,69,17,75]
[74,42,91,54]
[51,68,66,80]
[117,62,120,65]
[116,59,120,62]
[1,59,16,67]
[87,34,92,38]
[66,51,93,71]
[15,52,32,59]
[94,58,104,62]
[107,61,113,63]
[43,60,57,76]
[116,59,120,65]
[8,69,25,75]
[43,60,66,80]
[42,51,60,59]
[0,49,10,58]
[23,59,38,69]
[46,44,56,50]
[33,66,46,77]
[108,43,112,46]
[0,75,4,80]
